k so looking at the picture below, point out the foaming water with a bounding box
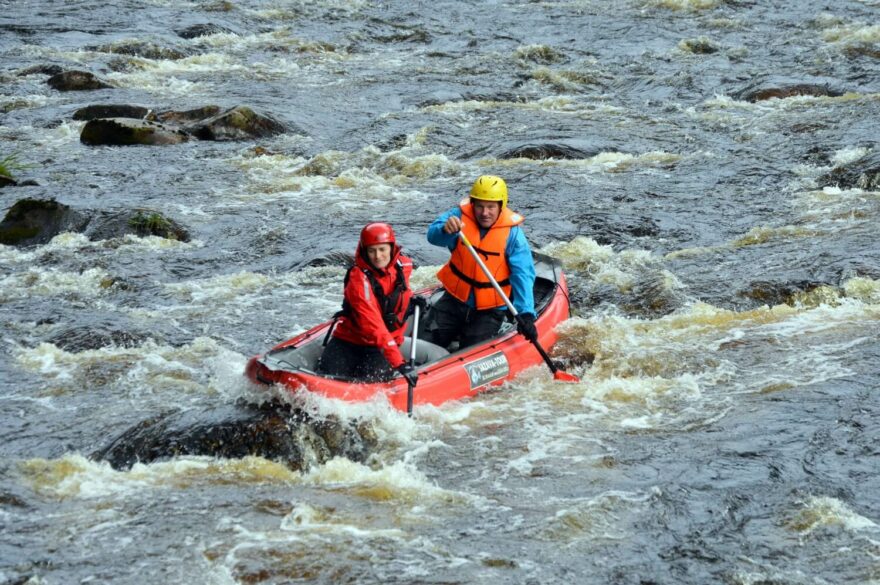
[18,454,299,500]
[2,0,880,583]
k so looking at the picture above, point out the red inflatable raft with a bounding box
[245,253,571,411]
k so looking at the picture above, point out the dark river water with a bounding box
[2,1,880,583]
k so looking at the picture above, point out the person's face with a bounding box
[366,243,392,269]
[472,199,501,228]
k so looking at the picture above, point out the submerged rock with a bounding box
[80,118,190,146]
[47,70,112,91]
[732,82,844,102]
[184,105,287,141]
[296,250,356,269]
[0,198,89,247]
[738,280,831,307]
[500,142,599,160]
[176,23,236,39]
[17,64,65,77]
[816,151,880,190]
[48,326,151,352]
[92,401,377,471]
[92,40,190,60]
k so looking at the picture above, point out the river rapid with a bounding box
[2,1,880,583]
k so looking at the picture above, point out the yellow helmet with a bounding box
[469,175,508,207]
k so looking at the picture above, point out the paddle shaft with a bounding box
[457,232,563,376]
[406,305,419,415]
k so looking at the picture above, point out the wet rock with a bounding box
[92,40,190,60]
[500,142,598,160]
[16,64,65,76]
[679,37,719,54]
[816,151,880,190]
[0,174,17,188]
[106,56,143,73]
[738,280,830,307]
[732,82,844,102]
[48,326,151,352]
[572,211,661,245]
[47,70,112,91]
[842,44,880,60]
[3,575,36,585]
[85,209,191,242]
[800,146,832,166]
[92,402,377,471]
[416,91,528,108]
[0,199,191,245]
[151,105,221,124]
[0,198,89,247]
[296,250,356,269]
[80,118,190,146]
[72,104,151,121]
[176,23,236,39]
[184,105,287,141]
[0,490,28,508]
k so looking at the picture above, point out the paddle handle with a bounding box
[406,305,419,416]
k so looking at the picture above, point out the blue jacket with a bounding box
[427,207,536,316]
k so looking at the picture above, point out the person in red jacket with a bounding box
[316,222,420,385]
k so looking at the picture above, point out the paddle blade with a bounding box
[553,369,580,383]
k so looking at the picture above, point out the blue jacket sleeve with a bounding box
[506,226,536,316]
[426,207,462,250]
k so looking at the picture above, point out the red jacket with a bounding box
[332,243,413,368]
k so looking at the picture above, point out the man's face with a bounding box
[366,243,392,269]
[472,199,501,228]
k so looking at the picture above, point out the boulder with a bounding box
[0,199,89,247]
[817,151,880,190]
[184,105,286,141]
[0,175,17,188]
[150,105,221,124]
[47,70,112,91]
[80,118,190,146]
[0,200,191,246]
[85,209,190,241]
[91,401,377,471]
[72,104,151,121]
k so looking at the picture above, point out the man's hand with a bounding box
[516,313,538,342]
[443,215,463,234]
[397,363,418,386]
[409,295,428,315]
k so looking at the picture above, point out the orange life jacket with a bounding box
[437,201,525,309]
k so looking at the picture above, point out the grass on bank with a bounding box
[0,152,34,179]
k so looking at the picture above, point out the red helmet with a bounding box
[360,222,396,247]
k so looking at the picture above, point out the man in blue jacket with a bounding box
[423,175,537,349]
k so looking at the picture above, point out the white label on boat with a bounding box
[465,351,510,389]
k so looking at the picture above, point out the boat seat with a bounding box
[400,336,449,366]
